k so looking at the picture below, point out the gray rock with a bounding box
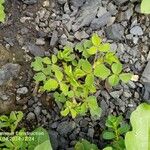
[74,31,89,40]
[36,38,45,45]
[123,91,132,98]
[49,130,59,150]
[91,12,112,29]
[27,112,36,121]
[80,119,89,127]
[0,63,20,86]
[72,0,101,31]
[17,87,28,95]
[22,0,37,4]
[87,128,94,138]
[70,0,86,8]
[113,0,128,5]
[58,0,67,5]
[97,6,107,17]
[60,34,67,46]
[100,99,109,116]
[57,121,76,136]
[101,90,111,101]
[130,26,143,36]
[34,106,41,116]
[26,43,45,56]
[110,90,123,99]
[50,31,58,47]
[105,24,124,40]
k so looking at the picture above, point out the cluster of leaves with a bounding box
[0,0,5,22]
[141,0,150,14]
[103,115,130,150]
[0,111,52,150]
[31,34,132,119]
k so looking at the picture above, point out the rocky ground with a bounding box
[0,0,150,149]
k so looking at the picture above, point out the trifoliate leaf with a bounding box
[141,0,150,14]
[34,72,46,82]
[52,55,57,64]
[103,131,115,140]
[43,79,58,91]
[94,64,111,80]
[111,63,123,74]
[119,73,132,83]
[42,57,51,64]
[61,108,69,116]
[87,46,97,55]
[55,70,63,82]
[31,57,43,71]
[92,34,101,46]
[108,74,119,86]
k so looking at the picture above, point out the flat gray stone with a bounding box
[130,26,143,36]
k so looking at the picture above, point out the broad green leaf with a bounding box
[42,57,51,64]
[87,96,101,118]
[79,103,88,115]
[31,57,43,71]
[52,55,57,64]
[125,103,150,150]
[61,108,70,116]
[103,131,115,140]
[141,0,150,14]
[54,92,66,103]
[33,72,46,82]
[98,43,110,52]
[119,73,132,83]
[83,40,93,49]
[42,65,51,75]
[87,46,97,55]
[55,70,63,82]
[105,52,119,65]
[112,63,122,74]
[60,83,69,95]
[74,68,86,79]
[44,79,58,91]
[85,74,94,87]
[70,109,77,118]
[103,147,113,150]
[75,43,84,52]
[34,140,52,150]
[75,139,99,150]
[80,59,92,73]
[92,34,101,46]
[118,124,130,134]
[0,3,5,23]
[108,74,120,86]
[0,0,5,4]
[94,64,111,80]
[67,91,74,98]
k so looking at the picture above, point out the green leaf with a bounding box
[52,55,57,64]
[42,65,51,75]
[55,70,63,82]
[70,109,77,118]
[31,57,43,71]
[87,96,101,118]
[33,72,46,82]
[54,92,66,103]
[112,63,122,74]
[44,79,58,91]
[105,52,119,65]
[74,68,86,79]
[80,59,92,73]
[60,83,69,95]
[87,46,97,55]
[118,124,130,135]
[94,64,111,80]
[108,74,120,86]
[34,140,52,150]
[141,0,150,14]
[75,43,84,52]
[85,74,94,87]
[103,131,115,140]
[92,34,101,46]
[67,91,74,98]
[125,103,150,150]
[98,43,110,52]
[42,57,51,64]
[103,147,113,150]
[0,3,5,23]
[83,40,93,49]
[61,108,69,116]
[119,73,132,83]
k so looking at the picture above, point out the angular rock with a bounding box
[105,24,124,40]
[50,30,58,47]
[49,130,59,150]
[113,0,128,5]
[70,0,86,8]
[130,26,143,36]
[72,0,101,31]
[17,87,28,95]
[22,0,37,5]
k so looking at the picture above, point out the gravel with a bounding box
[17,87,28,95]
[130,26,143,35]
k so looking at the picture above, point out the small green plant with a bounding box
[31,34,132,118]
[0,111,52,150]
[125,103,150,150]
[0,0,5,22]
[75,139,98,150]
[102,115,130,150]
[141,0,150,14]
